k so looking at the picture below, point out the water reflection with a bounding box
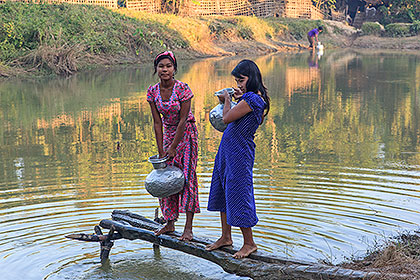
[0,50,420,279]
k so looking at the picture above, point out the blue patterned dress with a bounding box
[207,91,266,228]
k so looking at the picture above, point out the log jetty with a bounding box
[66,210,380,280]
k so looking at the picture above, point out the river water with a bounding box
[1,50,419,280]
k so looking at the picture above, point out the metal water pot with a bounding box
[209,88,237,132]
[145,155,185,198]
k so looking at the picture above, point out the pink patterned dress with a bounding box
[147,80,200,221]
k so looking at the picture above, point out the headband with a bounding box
[154,51,177,68]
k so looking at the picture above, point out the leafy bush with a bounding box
[361,22,382,36]
[387,0,420,23]
[410,20,420,35]
[377,5,391,25]
[384,23,412,37]
[377,0,420,25]
[311,0,336,11]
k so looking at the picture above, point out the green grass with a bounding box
[268,18,325,40]
[0,2,188,66]
[0,2,326,77]
[410,20,420,35]
[384,23,412,37]
[361,22,383,36]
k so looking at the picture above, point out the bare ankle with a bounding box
[154,220,175,236]
[220,234,232,240]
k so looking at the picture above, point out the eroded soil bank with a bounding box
[1,2,419,79]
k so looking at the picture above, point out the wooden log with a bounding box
[65,229,122,242]
[99,225,115,262]
[99,211,380,280]
[110,209,313,266]
[153,208,160,250]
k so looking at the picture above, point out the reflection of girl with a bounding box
[308,51,319,68]
[147,51,200,241]
[206,60,270,258]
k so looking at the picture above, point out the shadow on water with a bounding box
[46,248,250,280]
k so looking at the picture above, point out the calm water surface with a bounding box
[1,50,420,279]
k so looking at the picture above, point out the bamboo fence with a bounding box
[6,0,118,8]
[126,0,160,12]
[279,0,324,19]
[180,0,252,16]
[4,0,324,18]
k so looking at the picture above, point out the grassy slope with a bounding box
[0,2,189,76]
[2,2,420,78]
[0,2,324,77]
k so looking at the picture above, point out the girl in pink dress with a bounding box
[147,51,200,241]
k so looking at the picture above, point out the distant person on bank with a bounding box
[307,26,323,50]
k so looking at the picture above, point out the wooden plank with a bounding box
[111,210,313,265]
[96,210,379,280]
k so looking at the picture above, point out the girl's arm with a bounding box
[166,99,191,158]
[149,101,165,157]
[222,92,252,124]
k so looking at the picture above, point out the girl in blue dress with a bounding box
[206,60,270,258]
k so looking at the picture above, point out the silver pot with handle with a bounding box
[209,88,237,132]
[145,155,185,198]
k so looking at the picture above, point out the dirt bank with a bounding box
[1,2,419,79]
[312,20,420,50]
[180,19,420,59]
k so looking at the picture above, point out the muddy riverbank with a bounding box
[1,2,419,79]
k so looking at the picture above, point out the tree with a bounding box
[379,0,420,23]
[312,0,337,11]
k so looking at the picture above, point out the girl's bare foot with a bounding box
[205,237,233,251]
[179,228,193,241]
[154,223,175,236]
[233,243,257,259]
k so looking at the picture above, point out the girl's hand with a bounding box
[165,147,177,159]
[232,87,243,100]
[217,90,229,103]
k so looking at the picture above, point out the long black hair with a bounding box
[231,59,270,118]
